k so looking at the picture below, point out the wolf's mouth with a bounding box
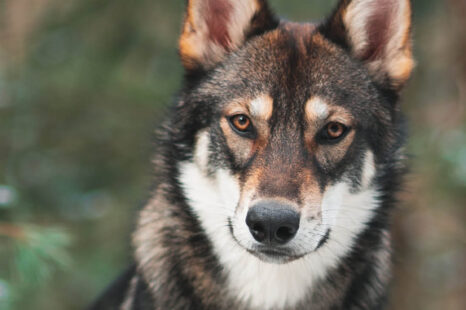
[252,246,305,263]
[256,247,289,256]
[228,217,331,264]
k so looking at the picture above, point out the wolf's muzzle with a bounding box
[245,201,300,245]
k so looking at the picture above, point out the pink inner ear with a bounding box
[205,0,234,49]
[361,2,396,61]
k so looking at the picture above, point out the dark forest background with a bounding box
[0,0,464,309]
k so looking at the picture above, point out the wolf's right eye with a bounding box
[228,114,254,137]
[318,122,349,143]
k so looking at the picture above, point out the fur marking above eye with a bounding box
[306,97,330,122]
[249,95,273,120]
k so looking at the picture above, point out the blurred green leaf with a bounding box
[14,225,71,284]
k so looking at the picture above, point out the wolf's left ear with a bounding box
[179,0,277,73]
[320,0,414,90]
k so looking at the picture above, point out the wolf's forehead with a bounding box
[227,28,346,96]
[224,24,333,74]
[213,24,367,117]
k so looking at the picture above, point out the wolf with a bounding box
[90,0,414,309]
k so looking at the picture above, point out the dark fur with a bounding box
[91,0,412,309]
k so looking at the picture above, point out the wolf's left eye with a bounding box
[319,122,348,141]
[228,114,254,136]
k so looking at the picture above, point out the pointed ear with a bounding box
[179,0,277,72]
[321,0,414,90]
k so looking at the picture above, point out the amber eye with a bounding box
[321,122,348,140]
[229,114,252,133]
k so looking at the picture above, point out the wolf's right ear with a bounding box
[179,0,277,73]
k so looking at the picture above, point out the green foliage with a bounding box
[0,224,70,310]
[14,226,71,283]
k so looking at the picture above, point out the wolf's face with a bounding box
[177,0,411,267]
[181,28,388,264]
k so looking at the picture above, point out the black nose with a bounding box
[245,201,300,245]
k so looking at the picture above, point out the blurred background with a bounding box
[0,0,464,309]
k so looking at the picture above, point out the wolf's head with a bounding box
[172,0,412,267]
